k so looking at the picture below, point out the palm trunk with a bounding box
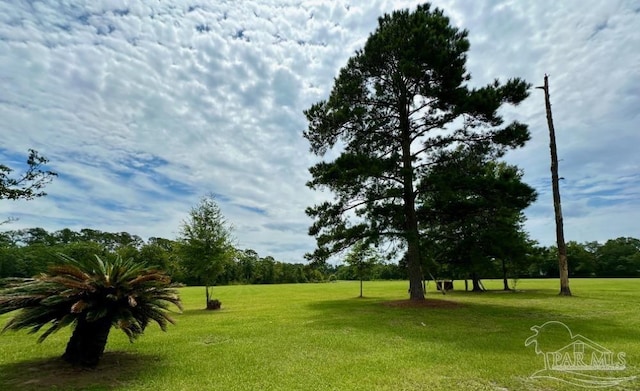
[62,316,112,367]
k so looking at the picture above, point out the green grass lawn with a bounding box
[1,279,639,390]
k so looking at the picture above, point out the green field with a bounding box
[1,279,639,390]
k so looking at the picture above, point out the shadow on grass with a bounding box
[181,308,226,317]
[0,351,161,391]
[305,293,640,356]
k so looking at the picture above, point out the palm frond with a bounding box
[37,315,76,343]
[1,253,182,345]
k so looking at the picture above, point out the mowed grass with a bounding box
[1,279,639,390]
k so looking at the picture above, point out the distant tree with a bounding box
[305,265,325,283]
[501,237,539,288]
[236,249,259,283]
[215,255,239,285]
[303,3,531,301]
[20,227,56,246]
[487,218,534,291]
[143,237,183,279]
[294,264,309,283]
[137,242,171,270]
[0,254,181,367]
[16,243,55,276]
[566,241,597,277]
[0,247,23,278]
[280,262,307,283]
[344,241,381,298]
[255,256,276,284]
[1,149,57,202]
[596,237,640,277]
[530,245,560,278]
[79,228,104,244]
[57,241,106,263]
[115,245,139,262]
[378,262,404,280]
[178,195,234,309]
[0,231,11,247]
[52,228,81,244]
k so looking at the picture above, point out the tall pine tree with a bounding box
[303,3,530,300]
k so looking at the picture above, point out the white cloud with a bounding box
[1,0,639,262]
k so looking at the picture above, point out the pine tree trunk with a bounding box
[471,273,484,292]
[62,316,112,367]
[400,92,425,302]
[406,239,424,300]
[502,259,511,291]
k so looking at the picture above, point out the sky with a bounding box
[1,0,639,263]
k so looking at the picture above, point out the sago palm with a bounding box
[0,254,182,367]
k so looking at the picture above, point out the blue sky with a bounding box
[1,1,639,262]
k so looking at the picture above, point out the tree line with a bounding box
[0,227,316,285]
[2,227,638,285]
[535,238,640,278]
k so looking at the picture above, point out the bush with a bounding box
[207,299,222,310]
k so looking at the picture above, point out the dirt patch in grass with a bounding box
[0,351,159,391]
[381,298,463,309]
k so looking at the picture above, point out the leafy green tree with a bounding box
[1,150,57,225]
[596,237,640,277]
[0,231,11,247]
[237,249,259,283]
[1,149,57,201]
[303,3,531,300]
[57,241,107,263]
[294,264,309,283]
[255,256,276,284]
[378,263,404,280]
[531,245,560,277]
[143,237,184,281]
[79,228,104,244]
[344,241,381,298]
[178,195,234,308]
[0,247,23,278]
[215,255,239,285]
[137,242,171,270]
[52,228,80,244]
[116,245,140,262]
[0,254,181,367]
[567,241,597,277]
[20,227,56,246]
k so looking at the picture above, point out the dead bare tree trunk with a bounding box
[538,74,572,296]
